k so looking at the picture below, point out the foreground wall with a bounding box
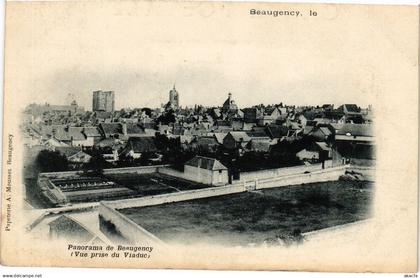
[234,165,349,191]
[99,184,245,244]
[104,184,245,210]
[98,165,352,244]
[99,203,163,245]
[255,166,348,190]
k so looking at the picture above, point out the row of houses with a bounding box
[23,113,374,156]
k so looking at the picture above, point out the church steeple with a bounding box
[167,84,179,110]
[222,92,237,113]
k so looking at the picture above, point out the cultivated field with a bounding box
[28,172,211,207]
[119,180,374,246]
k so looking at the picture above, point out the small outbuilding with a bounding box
[184,156,228,186]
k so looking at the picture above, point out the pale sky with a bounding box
[6,1,416,110]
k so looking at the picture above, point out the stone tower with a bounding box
[92,90,115,112]
[168,85,179,110]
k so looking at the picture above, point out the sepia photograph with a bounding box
[23,87,375,247]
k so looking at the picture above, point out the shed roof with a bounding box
[55,146,84,158]
[336,124,373,137]
[227,131,251,142]
[315,142,331,151]
[99,123,121,136]
[123,137,157,153]
[68,127,86,141]
[83,127,101,137]
[246,139,272,152]
[265,125,289,138]
[185,156,227,171]
[212,133,227,144]
[344,104,361,113]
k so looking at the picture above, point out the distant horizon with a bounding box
[26,88,373,112]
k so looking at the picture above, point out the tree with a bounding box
[35,150,69,172]
[138,152,152,166]
[141,107,152,117]
[269,138,304,167]
[83,154,109,176]
[157,110,176,125]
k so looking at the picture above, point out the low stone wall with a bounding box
[157,167,186,179]
[103,184,245,210]
[99,202,163,245]
[104,165,167,175]
[255,166,348,190]
[102,164,349,211]
[238,160,334,182]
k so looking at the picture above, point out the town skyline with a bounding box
[25,82,374,111]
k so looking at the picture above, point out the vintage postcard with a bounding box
[0,0,418,273]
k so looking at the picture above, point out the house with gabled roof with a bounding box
[337,104,362,115]
[265,124,290,139]
[190,136,220,153]
[98,122,148,140]
[256,106,283,126]
[119,137,157,159]
[246,129,270,140]
[183,156,228,186]
[82,126,102,145]
[98,123,121,138]
[223,131,251,150]
[54,146,92,168]
[67,127,89,147]
[211,132,227,145]
[308,126,334,142]
[296,141,332,162]
[245,139,273,153]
